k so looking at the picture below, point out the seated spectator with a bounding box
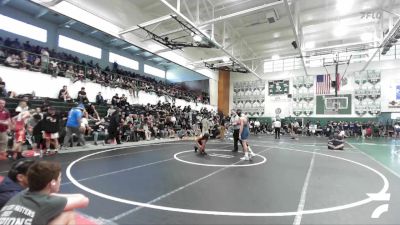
[64,65,75,80]
[4,54,20,68]
[120,94,128,107]
[31,57,41,72]
[19,51,31,70]
[58,85,72,102]
[91,118,107,145]
[73,68,85,83]
[111,93,120,106]
[95,92,105,105]
[0,160,89,224]
[0,159,35,208]
[77,87,88,103]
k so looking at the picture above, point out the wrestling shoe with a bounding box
[240,156,250,161]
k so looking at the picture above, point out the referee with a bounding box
[230,109,242,152]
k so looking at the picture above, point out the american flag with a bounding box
[316,74,331,95]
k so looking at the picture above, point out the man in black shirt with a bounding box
[77,87,88,103]
[41,107,61,154]
[58,85,71,102]
[111,94,120,106]
[95,92,104,105]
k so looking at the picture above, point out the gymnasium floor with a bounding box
[1,136,400,225]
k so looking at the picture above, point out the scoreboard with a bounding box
[268,80,289,95]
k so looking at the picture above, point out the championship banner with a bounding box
[233,80,266,116]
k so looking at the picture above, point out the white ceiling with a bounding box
[34,0,400,77]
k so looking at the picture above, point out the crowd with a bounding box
[243,118,396,139]
[0,94,228,161]
[0,36,210,104]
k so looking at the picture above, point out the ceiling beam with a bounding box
[361,17,400,71]
[160,0,262,79]
[119,15,173,35]
[84,29,98,36]
[197,1,284,27]
[34,9,49,18]
[182,0,196,22]
[284,0,308,76]
[58,19,76,28]
[0,0,11,6]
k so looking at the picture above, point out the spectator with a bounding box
[0,161,89,224]
[62,104,85,149]
[0,77,7,97]
[111,93,120,106]
[0,99,10,159]
[4,54,20,68]
[0,159,35,208]
[40,48,49,73]
[15,100,29,113]
[106,109,121,144]
[41,107,61,154]
[58,85,72,102]
[95,92,105,105]
[77,87,88,103]
[65,65,75,80]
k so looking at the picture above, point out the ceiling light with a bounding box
[272,55,280,60]
[304,41,315,49]
[360,33,373,42]
[333,23,349,37]
[193,34,202,42]
[273,32,280,38]
[222,57,230,62]
[336,0,354,14]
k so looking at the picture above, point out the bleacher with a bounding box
[5,97,109,117]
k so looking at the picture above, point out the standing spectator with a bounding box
[40,48,49,73]
[272,119,281,139]
[0,99,10,160]
[15,100,29,113]
[62,104,85,149]
[0,159,35,208]
[0,77,7,97]
[96,92,105,105]
[106,109,121,144]
[41,107,61,154]
[0,161,89,225]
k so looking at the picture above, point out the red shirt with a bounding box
[0,109,10,132]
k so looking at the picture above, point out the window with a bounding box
[109,52,138,70]
[0,14,47,42]
[273,60,283,72]
[283,58,294,71]
[58,35,101,59]
[144,64,165,78]
[263,61,273,73]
